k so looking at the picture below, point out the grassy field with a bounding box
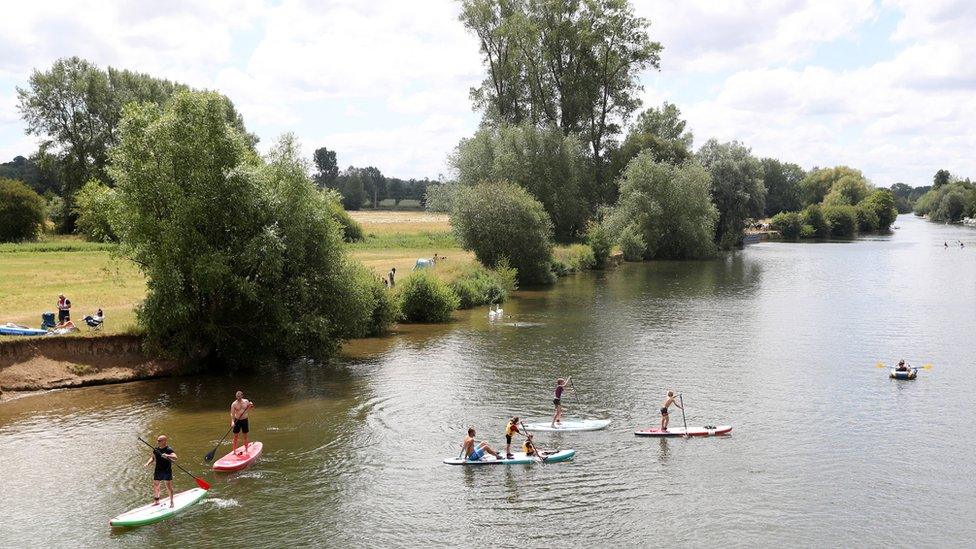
[0,211,472,335]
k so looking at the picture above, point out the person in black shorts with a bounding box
[660,390,683,431]
[143,435,177,507]
[230,390,255,456]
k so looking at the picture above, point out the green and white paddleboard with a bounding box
[443,449,576,465]
[109,488,208,528]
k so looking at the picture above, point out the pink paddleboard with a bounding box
[213,441,263,472]
[634,426,732,437]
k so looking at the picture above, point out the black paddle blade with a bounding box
[203,449,216,463]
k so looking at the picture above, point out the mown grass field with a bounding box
[0,211,472,335]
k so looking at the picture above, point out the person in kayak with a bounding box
[504,417,523,459]
[230,391,255,456]
[895,359,910,372]
[462,427,500,461]
[143,435,177,508]
[660,390,683,431]
[550,377,572,428]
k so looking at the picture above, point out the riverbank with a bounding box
[0,334,180,401]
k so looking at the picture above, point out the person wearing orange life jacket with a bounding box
[504,417,524,459]
[57,293,72,322]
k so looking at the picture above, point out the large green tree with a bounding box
[17,56,253,230]
[459,0,662,191]
[606,154,717,259]
[452,180,555,285]
[0,178,46,242]
[313,147,339,187]
[109,91,370,367]
[761,158,805,217]
[696,139,765,248]
[799,166,867,207]
[451,123,588,242]
[606,102,694,198]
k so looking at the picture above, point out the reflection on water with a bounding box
[1,215,975,547]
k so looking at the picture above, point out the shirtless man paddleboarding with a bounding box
[230,391,255,456]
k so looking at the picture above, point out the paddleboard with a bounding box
[213,441,263,472]
[443,449,575,465]
[109,488,208,528]
[890,368,917,380]
[521,419,611,432]
[0,325,47,336]
[634,425,732,437]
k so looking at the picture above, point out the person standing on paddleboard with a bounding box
[143,435,177,508]
[550,378,573,428]
[504,417,524,459]
[462,427,500,461]
[660,390,683,431]
[230,391,255,456]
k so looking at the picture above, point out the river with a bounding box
[1,214,974,548]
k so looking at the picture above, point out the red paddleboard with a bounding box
[213,441,263,472]
[634,426,732,437]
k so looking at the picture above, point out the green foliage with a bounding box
[799,224,816,239]
[72,179,118,242]
[452,181,555,285]
[0,178,46,242]
[799,166,867,207]
[761,158,805,216]
[109,90,366,367]
[323,190,364,242]
[770,211,803,239]
[618,224,646,261]
[608,154,718,259]
[802,204,830,238]
[552,244,596,276]
[606,102,694,198]
[933,169,951,188]
[424,182,459,212]
[855,203,879,232]
[697,139,765,249]
[313,147,339,187]
[451,123,588,242]
[823,174,871,206]
[823,204,857,237]
[586,222,612,268]
[344,262,398,336]
[460,0,662,193]
[913,181,976,222]
[450,262,517,309]
[860,189,898,230]
[397,270,459,322]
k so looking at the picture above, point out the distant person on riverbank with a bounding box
[56,293,71,322]
[945,241,948,248]
[504,417,523,459]
[143,434,177,508]
[230,391,255,456]
[660,390,683,431]
[388,267,396,287]
[462,427,499,461]
[550,377,572,428]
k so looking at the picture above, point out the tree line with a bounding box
[310,147,432,210]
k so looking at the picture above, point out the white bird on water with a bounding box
[488,303,503,320]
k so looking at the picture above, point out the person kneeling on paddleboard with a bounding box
[230,390,255,456]
[660,390,683,432]
[143,435,177,508]
[504,416,524,459]
[462,427,500,462]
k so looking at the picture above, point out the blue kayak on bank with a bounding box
[0,324,48,336]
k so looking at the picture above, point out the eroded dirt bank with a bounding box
[0,335,180,400]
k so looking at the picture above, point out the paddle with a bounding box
[204,410,245,463]
[678,394,689,438]
[139,437,211,491]
[568,376,583,410]
[875,362,933,370]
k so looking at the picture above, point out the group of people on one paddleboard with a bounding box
[461,418,558,462]
[143,391,254,507]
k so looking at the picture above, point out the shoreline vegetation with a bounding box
[0,1,965,394]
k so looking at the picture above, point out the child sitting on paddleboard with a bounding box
[462,427,500,461]
[550,377,573,428]
[660,390,683,431]
[143,435,177,508]
[504,417,523,459]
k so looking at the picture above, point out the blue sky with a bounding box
[2,0,975,186]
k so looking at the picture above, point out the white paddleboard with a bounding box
[443,449,575,465]
[521,419,611,432]
[634,425,732,437]
[109,488,208,527]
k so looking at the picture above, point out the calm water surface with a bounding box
[1,214,974,548]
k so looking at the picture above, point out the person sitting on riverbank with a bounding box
[83,309,104,330]
[462,427,499,461]
[660,390,683,431]
[48,319,78,334]
[143,435,177,508]
[504,416,523,459]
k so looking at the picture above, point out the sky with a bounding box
[1,0,975,186]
